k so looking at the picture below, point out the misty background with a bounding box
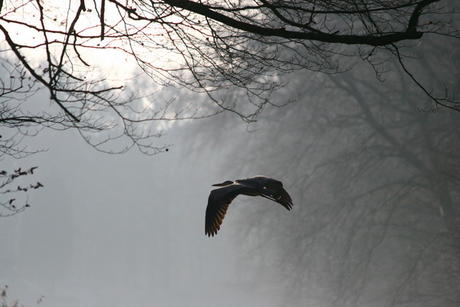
[1,2,460,307]
[1,115,288,307]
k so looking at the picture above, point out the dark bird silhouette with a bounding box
[205,176,293,236]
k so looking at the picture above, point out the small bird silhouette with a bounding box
[205,176,293,236]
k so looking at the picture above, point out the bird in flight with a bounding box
[205,176,293,236]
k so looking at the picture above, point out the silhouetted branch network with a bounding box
[0,166,43,217]
[145,0,459,111]
[0,0,458,160]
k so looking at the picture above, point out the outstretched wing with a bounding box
[241,176,293,211]
[270,187,293,210]
[259,179,293,211]
[205,185,244,237]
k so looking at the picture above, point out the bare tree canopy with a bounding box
[196,29,460,305]
[163,0,439,45]
[0,0,459,160]
[0,166,42,217]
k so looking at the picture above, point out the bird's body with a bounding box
[205,176,293,236]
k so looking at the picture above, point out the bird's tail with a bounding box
[212,180,233,187]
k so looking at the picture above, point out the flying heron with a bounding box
[205,176,293,236]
